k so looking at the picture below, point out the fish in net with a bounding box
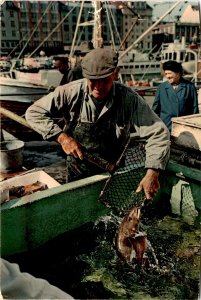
[98,140,155,268]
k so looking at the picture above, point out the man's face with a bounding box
[164,70,181,84]
[87,72,115,100]
[53,60,68,74]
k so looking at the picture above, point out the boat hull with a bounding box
[1,157,201,258]
[0,77,50,102]
[1,174,110,257]
[0,77,49,140]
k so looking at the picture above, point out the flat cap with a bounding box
[163,60,183,73]
[82,48,118,79]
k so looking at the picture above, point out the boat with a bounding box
[0,76,50,102]
[1,0,201,257]
[1,112,201,258]
[0,170,110,257]
[1,140,201,258]
[118,49,162,83]
[120,37,201,87]
[0,5,200,300]
[9,61,62,88]
[0,57,11,72]
[0,76,50,140]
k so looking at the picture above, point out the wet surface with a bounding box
[23,141,67,184]
[2,140,200,299]
[5,202,200,300]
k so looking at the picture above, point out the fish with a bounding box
[8,181,48,200]
[115,206,147,268]
[129,232,147,263]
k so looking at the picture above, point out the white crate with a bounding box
[0,170,60,203]
[171,114,201,151]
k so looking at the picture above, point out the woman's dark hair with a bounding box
[163,60,183,74]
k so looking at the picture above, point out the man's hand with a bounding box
[57,132,83,160]
[136,169,160,200]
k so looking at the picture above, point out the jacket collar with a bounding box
[164,79,186,92]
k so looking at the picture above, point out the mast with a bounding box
[198,0,201,45]
[92,0,103,48]
[70,0,85,58]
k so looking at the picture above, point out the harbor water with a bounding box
[6,205,200,299]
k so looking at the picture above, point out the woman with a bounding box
[152,60,198,131]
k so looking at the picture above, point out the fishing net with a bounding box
[181,184,198,223]
[99,140,147,214]
[170,181,198,224]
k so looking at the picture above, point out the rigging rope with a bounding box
[29,5,78,57]
[18,1,53,59]
[105,1,116,51]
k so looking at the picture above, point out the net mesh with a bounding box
[181,184,198,223]
[99,141,147,214]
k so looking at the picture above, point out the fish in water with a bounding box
[115,206,147,268]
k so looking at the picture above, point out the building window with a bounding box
[12,31,16,37]
[64,24,69,31]
[52,2,58,11]
[41,3,47,10]
[20,2,27,9]
[64,33,69,40]
[30,2,38,9]
[2,31,6,37]
[52,14,57,20]
[21,22,27,27]
[10,11,14,17]
[21,12,27,18]
[11,20,15,27]
[31,13,37,19]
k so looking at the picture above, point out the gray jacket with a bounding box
[25,79,170,170]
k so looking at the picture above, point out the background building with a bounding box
[150,1,200,52]
[0,1,123,57]
[0,1,20,57]
[121,1,153,51]
[0,0,200,58]
[0,0,153,57]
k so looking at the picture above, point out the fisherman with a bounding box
[152,60,199,132]
[53,56,73,86]
[25,48,170,200]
